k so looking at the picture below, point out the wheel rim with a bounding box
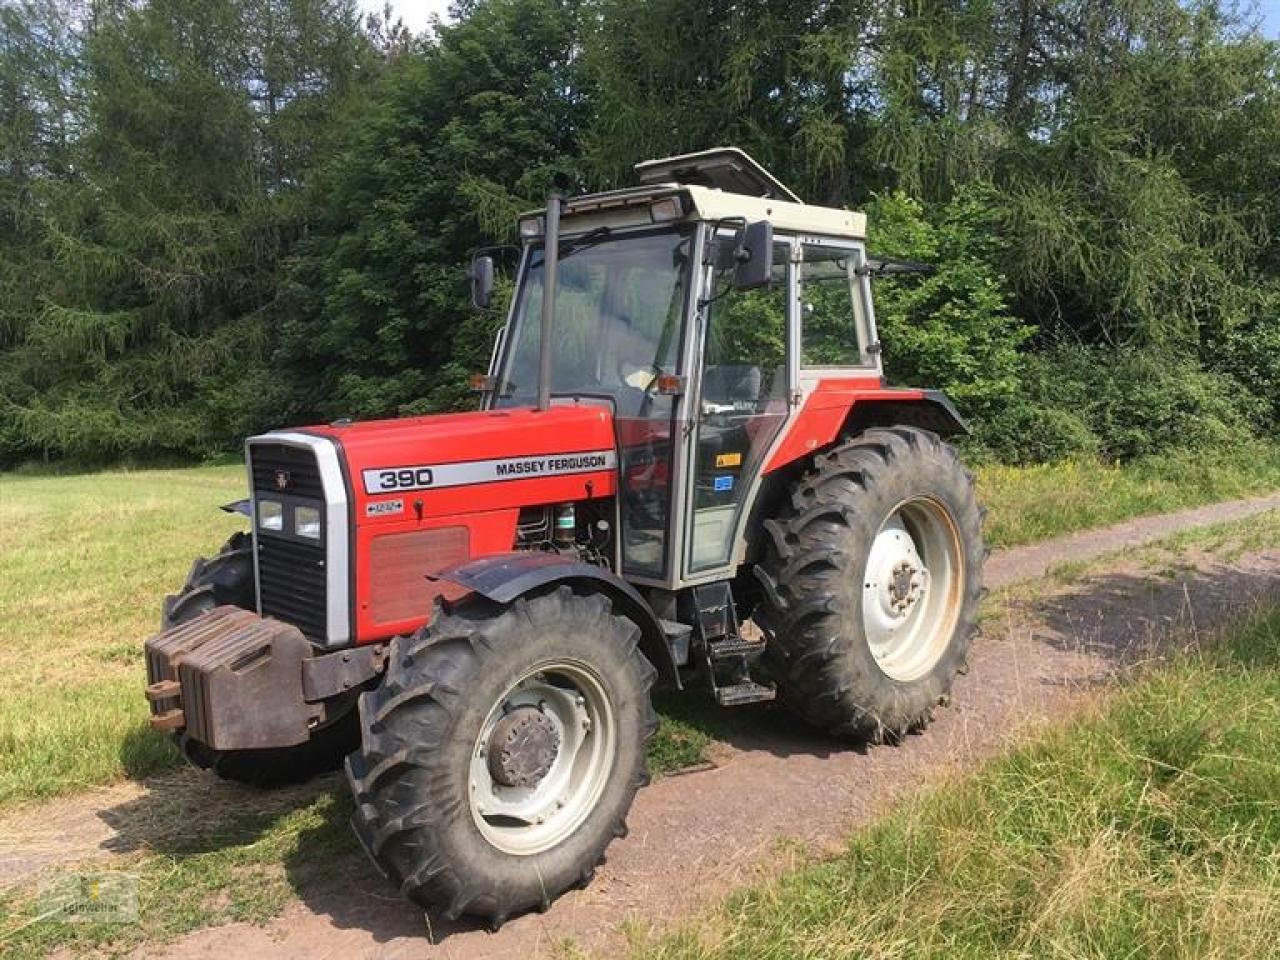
[861,497,964,683]
[469,659,616,856]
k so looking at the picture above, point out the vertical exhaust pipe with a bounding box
[537,192,562,412]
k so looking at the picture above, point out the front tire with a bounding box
[755,427,983,741]
[346,585,657,926]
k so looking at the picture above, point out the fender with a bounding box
[765,384,968,473]
[429,551,682,689]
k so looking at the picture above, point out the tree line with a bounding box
[2,0,1278,466]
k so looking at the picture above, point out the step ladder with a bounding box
[690,582,776,706]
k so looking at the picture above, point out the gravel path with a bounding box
[2,493,1278,960]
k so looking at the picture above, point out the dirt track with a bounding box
[4,493,1280,959]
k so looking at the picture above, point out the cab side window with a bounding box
[702,241,791,413]
[800,243,871,367]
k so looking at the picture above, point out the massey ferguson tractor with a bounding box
[144,148,983,926]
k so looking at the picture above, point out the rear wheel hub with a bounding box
[487,706,560,788]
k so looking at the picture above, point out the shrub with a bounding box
[867,187,1035,425]
[978,346,1266,464]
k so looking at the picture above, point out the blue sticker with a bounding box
[713,475,734,492]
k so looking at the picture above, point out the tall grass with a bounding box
[634,607,1280,959]
[978,439,1280,547]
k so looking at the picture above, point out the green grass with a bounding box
[630,606,1280,959]
[977,439,1280,547]
[0,466,246,809]
[2,443,1279,812]
[0,454,1276,957]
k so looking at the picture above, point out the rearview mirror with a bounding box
[732,220,774,290]
[469,254,495,310]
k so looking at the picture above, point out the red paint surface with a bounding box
[764,379,925,473]
[303,406,618,643]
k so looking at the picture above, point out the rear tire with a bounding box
[346,585,656,926]
[162,533,357,788]
[755,427,983,741]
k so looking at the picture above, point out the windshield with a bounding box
[495,227,693,416]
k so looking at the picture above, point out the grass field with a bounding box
[632,603,1280,959]
[0,447,1277,957]
[3,441,1280,811]
[976,438,1280,547]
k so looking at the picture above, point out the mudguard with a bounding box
[429,552,681,689]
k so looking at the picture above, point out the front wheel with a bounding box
[755,426,984,741]
[346,585,656,926]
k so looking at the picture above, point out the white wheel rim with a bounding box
[469,659,616,856]
[861,497,964,683]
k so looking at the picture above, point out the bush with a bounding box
[1209,312,1280,426]
[977,346,1266,464]
[868,187,1035,426]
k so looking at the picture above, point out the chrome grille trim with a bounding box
[246,431,351,647]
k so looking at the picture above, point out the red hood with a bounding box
[302,405,614,465]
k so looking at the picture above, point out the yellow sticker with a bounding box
[715,452,743,468]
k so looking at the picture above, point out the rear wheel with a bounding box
[346,585,656,926]
[755,427,983,741]
[162,533,358,788]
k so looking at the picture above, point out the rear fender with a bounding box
[844,390,969,437]
[765,385,967,475]
[429,552,681,689]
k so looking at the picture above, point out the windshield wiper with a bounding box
[557,226,613,261]
[858,255,935,277]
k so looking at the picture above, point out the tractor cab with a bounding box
[476,148,883,590]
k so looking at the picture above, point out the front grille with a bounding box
[250,442,325,499]
[257,536,328,641]
[248,440,330,643]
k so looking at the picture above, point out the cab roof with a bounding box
[524,147,867,241]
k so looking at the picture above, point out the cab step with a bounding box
[715,680,777,706]
[707,634,766,661]
[689,581,775,706]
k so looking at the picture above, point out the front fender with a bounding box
[429,552,681,689]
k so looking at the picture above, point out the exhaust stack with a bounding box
[536,192,562,412]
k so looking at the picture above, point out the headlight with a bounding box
[258,499,283,531]
[295,505,322,540]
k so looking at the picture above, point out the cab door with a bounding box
[683,235,796,576]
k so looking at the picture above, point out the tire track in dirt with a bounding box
[2,494,1278,959]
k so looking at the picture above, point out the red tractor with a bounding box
[144,148,983,926]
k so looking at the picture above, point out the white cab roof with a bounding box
[524,147,867,241]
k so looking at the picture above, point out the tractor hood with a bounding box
[300,403,619,516]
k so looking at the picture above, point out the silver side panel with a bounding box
[245,431,351,648]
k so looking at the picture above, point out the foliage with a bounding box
[0,0,377,464]
[868,187,1033,427]
[982,347,1266,465]
[275,0,581,420]
[2,0,1280,466]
